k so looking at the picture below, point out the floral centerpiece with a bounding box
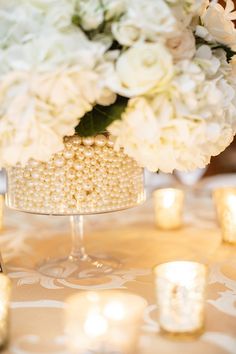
[1,0,236,173]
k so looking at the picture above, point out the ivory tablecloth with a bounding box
[1,185,236,354]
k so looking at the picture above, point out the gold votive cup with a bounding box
[153,188,184,230]
[0,274,11,348]
[154,261,207,337]
[213,187,236,244]
[65,291,147,354]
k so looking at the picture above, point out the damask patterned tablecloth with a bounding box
[1,190,236,354]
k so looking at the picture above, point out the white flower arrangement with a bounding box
[0,0,236,172]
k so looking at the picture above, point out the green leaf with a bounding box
[72,14,81,27]
[75,96,128,137]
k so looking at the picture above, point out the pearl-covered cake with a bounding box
[5,134,145,215]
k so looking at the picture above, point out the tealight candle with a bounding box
[153,188,184,230]
[65,291,147,354]
[0,274,11,348]
[154,261,207,337]
[213,188,236,243]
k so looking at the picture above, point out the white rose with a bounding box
[201,0,236,50]
[75,0,104,31]
[107,42,173,97]
[167,29,196,61]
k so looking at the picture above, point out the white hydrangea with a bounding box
[0,0,76,48]
[109,52,236,173]
[0,3,115,166]
[0,28,107,75]
[75,0,104,31]
[112,0,177,46]
[102,0,125,20]
[0,63,115,166]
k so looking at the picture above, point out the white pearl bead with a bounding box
[95,135,107,147]
[30,159,40,167]
[107,139,115,148]
[84,182,93,191]
[82,137,94,146]
[64,150,74,159]
[84,148,94,158]
[71,135,82,145]
[23,171,30,178]
[74,162,83,171]
[31,172,40,179]
[54,158,65,167]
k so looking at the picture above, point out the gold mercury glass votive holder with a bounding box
[213,187,236,244]
[154,261,207,338]
[65,291,147,354]
[0,274,11,349]
[153,188,184,230]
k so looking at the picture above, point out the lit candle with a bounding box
[65,291,147,354]
[0,274,11,348]
[213,188,236,243]
[154,261,207,337]
[153,188,184,230]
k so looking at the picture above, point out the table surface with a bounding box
[1,174,236,354]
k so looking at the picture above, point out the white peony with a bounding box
[75,0,104,31]
[199,0,236,50]
[107,42,173,97]
[109,55,236,173]
[112,0,177,45]
[166,29,196,61]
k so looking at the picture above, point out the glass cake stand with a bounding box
[5,134,145,280]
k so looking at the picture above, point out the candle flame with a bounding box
[104,301,125,321]
[162,190,176,208]
[84,311,108,338]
